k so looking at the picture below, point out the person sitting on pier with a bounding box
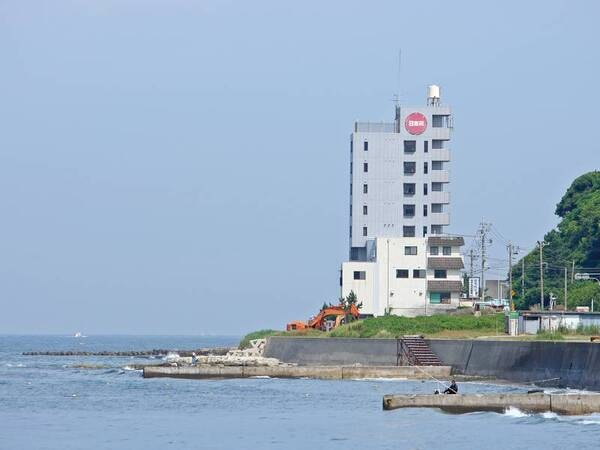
[443,380,458,394]
[191,352,198,366]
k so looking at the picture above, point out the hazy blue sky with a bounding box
[1,0,598,335]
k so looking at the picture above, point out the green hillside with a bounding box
[512,171,600,309]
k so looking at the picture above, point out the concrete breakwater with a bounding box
[264,337,600,391]
[143,364,451,380]
[382,393,600,415]
[23,348,232,357]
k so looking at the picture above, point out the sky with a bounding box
[0,0,599,335]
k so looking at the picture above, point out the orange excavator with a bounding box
[286,303,360,332]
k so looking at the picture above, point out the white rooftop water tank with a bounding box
[427,84,440,100]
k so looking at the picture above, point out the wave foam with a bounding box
[504,407,529,418]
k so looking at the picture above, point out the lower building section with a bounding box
[341,236,464,317]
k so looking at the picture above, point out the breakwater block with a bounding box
[382,393,600,415]
[143,365,452,380]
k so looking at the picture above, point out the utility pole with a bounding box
[564,267,568,311]
[522,258,525,301]
[478,222,491,301]
[508,242,514,311]
[537,241,547,310]
[469,249,475,278]
[571,260,575,283]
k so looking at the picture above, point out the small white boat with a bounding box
[74,332,83,338]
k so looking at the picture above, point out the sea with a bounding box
[2,335,600,450]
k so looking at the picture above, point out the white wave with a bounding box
[5,363,26,368]
[578,419,600,425]
[123,366,142,372]
[250,375,271,379]
[541,411,558,419]
[163,352,180,361]
[504,407,529,418]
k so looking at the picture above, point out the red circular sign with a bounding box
[405,112,428,135]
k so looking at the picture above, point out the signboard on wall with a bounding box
[468,277,480,298]
[404,112,427,135]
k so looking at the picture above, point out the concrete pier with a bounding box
[143,365,451,380]
[382,393,600,415]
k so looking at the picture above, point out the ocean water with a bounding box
[2,335,600,450]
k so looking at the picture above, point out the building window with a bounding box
[363,163,368,172]
[396,269,409,279]
[350,140,353,153]
[404,162,416,175]
[423,226,427,237]
[362,226,368,236]
[350,204,352,216]
[424,162,428,174]
[430,292,451,304]
[423,183,428,195]
[403,226,415,237]
[431,225,443,235]
[350,162,353,174]
[363,184,368,194]
[404,140,416,153]
[424,141,429,153]
[432,115,447,128]
[403,183,416,196]
[432,203,443,213]
[404,246,417,256]
[423,205,428,217]
[430,246,439,255]
[353,271,366,280]
[432,139,444,149]
[432,161,443,170]
[443,246,451,256]
[434,269,447,279]
[364,141,368,151]
[432,182,443,192]
[363,205,368,215]
[403,204,415,218]
[413,269,426,278]
[349,225,352,237]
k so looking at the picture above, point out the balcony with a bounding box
[427,257,464,270]
[430,212,450,225]
[428,127,451,140]
[431,148,450,161]
[430,170,449,183]
[430,191,450,204]
[427,280,463,292]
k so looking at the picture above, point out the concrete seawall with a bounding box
[383,393,600,415]
[143,365,451,380]
[264,337,600,390]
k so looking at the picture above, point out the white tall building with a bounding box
[349,85,452,261]
[341,86,464,316]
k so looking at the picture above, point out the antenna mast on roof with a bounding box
[394,49,402,132]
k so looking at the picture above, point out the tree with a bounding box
[339,291,362,324]
[511,171,600,309]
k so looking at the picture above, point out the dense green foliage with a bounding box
[512,171,600,309]
[328,313,504,338]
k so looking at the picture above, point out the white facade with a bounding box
[341,236,464,317]
[349,90,452,261]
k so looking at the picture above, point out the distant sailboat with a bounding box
[74,332,84,338]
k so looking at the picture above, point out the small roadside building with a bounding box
[519,311,600,334]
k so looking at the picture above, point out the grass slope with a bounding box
[329,313,504,338]
[239,313,505,347]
